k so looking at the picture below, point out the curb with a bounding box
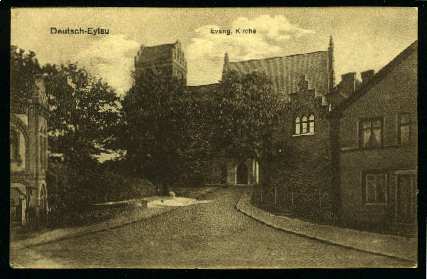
[235,191,417,263]
[11,187,218,250]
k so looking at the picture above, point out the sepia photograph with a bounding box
[9,7,418,268]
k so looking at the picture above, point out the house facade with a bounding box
[10,75,49,227]
[253,76,335,220]
[330,41,418,234]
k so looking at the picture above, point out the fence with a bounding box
[252,185,335,223]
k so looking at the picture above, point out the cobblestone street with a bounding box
[11,187,412,268]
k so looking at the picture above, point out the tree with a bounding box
[10,45,42,99]
[121,69,189,192]
[42,63,121,169]
[212,70,285,183]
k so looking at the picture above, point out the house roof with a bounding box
[225,51,330,100]
[331,41,417,114]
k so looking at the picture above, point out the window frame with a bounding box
[308,114,315,134]
[398,113,411,145]
[294,116,301,135]
[362,171,388,206]
[293,114,315,136]
[359,117,384,149]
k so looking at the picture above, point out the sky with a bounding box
[11,8,417,95]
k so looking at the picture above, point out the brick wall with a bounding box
[337,48,417,230]
[258,88,335,221]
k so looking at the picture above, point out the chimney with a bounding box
[340,72,356,98]
[361,69,375,84]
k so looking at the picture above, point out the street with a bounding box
[11,187,411,268]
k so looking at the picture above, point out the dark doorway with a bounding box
[221,164,227,184]
[236,162,248,184]
[395,174,416,224]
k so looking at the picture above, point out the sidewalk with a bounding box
[236,191,417,263]
[11,186,217,250]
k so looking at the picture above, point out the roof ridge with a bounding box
[229,50,328,64]
[331,40,417,113]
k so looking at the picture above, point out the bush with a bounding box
[46,160,157,227]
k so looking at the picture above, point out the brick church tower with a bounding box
[134,40,187,85]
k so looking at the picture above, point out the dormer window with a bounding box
[294,114,315,136]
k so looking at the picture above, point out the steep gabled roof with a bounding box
[331,41,417,114]
[225,51,330,100]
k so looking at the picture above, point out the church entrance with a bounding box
[236,162,248,185]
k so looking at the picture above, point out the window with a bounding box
[301,116,308,134]
[364,172,387,204]
[309,114,315,134]
[10,129,20,162]
[399,113,411,145]
[360,118,383,149]
[294,114,315,135]
[295,117,301,135]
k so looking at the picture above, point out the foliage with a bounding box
[10,46,42,99]
[121,71,191,191]
[212,71,284,161]
[42,63,121,168]
[47,160,157,227]
[211,70,285,183]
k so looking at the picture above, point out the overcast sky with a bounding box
[11,8,417,95]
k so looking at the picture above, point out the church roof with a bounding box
[225,50,330,100]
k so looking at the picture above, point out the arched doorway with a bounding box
[39,185,48,225]
[236,162,248,185]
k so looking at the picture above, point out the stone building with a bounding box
[329,41,418,234]
[10,75,49,227]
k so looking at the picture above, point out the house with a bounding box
[10,73,49,227]
[329,41,418,234]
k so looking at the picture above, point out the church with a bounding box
[133,38,334,187]
[133,38,417,234]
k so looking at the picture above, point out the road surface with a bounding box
[11,187,411,268]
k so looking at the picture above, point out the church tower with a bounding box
[134,40,187,85]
